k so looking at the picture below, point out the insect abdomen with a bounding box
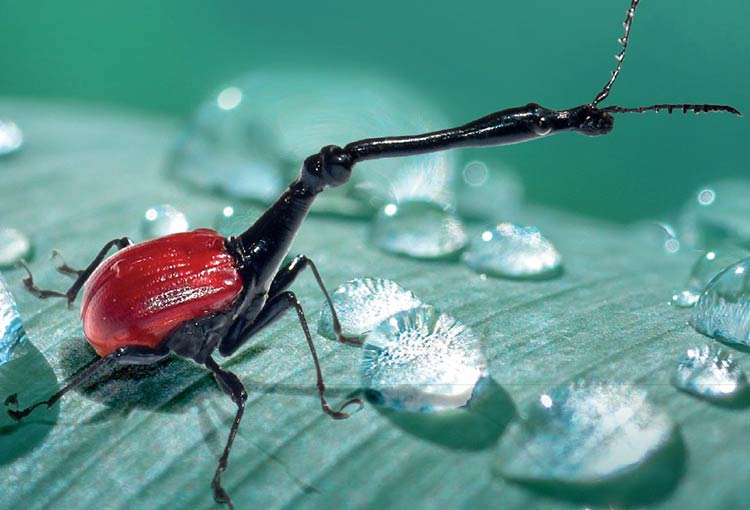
[81,229,243,356]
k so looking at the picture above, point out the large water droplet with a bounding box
[317,278,422,340]
[168,71,454,215]
[671,246,748,307]
[360,305,487,412]
[494,382,678,486]
[369,201,467,260]
[140,204,189,239]
[680,179,750,249]
[455,160,523,222]
[462,223,562,279]
[0,273,29,365]
[691,257,750,347]
[0,120,23,156]
[672,345,749,402]
[0,228,32,268]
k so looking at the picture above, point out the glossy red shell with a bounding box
[81,229,243,356]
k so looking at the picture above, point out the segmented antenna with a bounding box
[603,104,742,116]
[592,0,640,106]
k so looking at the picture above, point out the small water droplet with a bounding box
[691,257,750,347]
[671,246,748,308]
[168,70,454,214]
[0,228,32,268]
[494,381,677,485]
[680,179,750,249]
[672,345,749,402]
[317,278,422,340]
[463,223,562,279]
[360,305,487,412]
[369,201,468,260]
[0,273,30,365]
[0,120,23,156]
[140,204,189,239]
[456,161,523,222]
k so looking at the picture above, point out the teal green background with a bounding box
[0,0,747,222]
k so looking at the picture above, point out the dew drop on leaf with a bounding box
[462,223,562,279]
[0,120,23,156]
[494,382,677,485]
[317,278,422,340]
[140,204,189,239]
[369,201,467,260]
[0,228,32,268]
[0,273,29,365]
[360,305,487,412]
[671,245,748,307]
[691,257,750,347]
[672,345,749,402]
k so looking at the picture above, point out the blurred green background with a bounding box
[0,0,746,222]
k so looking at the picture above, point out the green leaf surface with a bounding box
[0,100,748,510]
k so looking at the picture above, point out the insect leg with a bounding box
[22,237,133,307]
[4,344,168,421]
[269,255,361,346]
[50,249,84,278]
[219,291,362,419]
[204,356,246,510]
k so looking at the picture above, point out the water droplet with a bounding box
[462,223,562,279]
[0,120,23,156]
[680,179,750,249]
[494,382,677,485]
[360,305,487,412]
[671,246,748,307]
[168,70,454,215]
[0,228,32,268]
[369,201,467,260]
[672,345,749,402]
[140,204,189,239]
[691,257,750,347]
[456,161,523,222]
[0,273,30,365]
[317,278,422,340]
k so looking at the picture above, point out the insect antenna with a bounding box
[591,0,640,106]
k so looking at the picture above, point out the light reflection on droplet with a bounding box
[456,160,523,222]
[463,223,562,279]
[0,273,29,365]
[0,228,32,268]
[0,120,23,156]
[217,87,243,111]
[494,381,677,485]
[697,188,715,206]
[369,201,468,260]
[672,345,749,402]
[140,204,189,239]
[670,246,748,308]
[691,256,750,347]
[360,305,487,412]
[317,277,422,340]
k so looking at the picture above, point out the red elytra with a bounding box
[81,229,243,356]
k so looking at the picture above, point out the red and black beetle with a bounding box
[5,0,739,507]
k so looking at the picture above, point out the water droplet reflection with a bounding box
[360,305,487,412]
[494,382,679,495]
[462,223,562,279]
[672,345,749,402]
[0,120,23,156]
[0,228,32,267]
[369,201,468,260]
[317,278,422,340]
[0,273,29,365]
[671,246,748,308]
[456,160,523,222]
[140,205,189,239]
[691,256,750,348]
[169,70,454,215]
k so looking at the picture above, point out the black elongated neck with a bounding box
[234,178,318,286]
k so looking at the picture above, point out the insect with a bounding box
[4,0,740,508]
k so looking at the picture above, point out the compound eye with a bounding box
[533,116,552,136]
